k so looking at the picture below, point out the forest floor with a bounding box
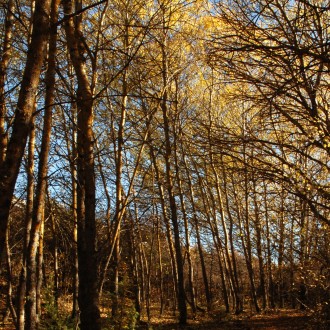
[1,304,326,329]
[138,308,323,330]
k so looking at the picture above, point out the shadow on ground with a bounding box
[138,310,323,330]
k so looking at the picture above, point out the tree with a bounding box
[208,0,330,226]
[0,0,51,259]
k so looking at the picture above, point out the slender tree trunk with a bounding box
[206,73,239,312]
[0,0,51,258]
[17,119,35,330]
[195,215,212,311]
[171,77,197,314]
[156,212,165,315]
[252,178,266,310]
[66,102,79,320]
[210,161,240,313]
[230,170,259,313]
[25,1,59,326]
[174,155,196,314]
[298,198,308,309]
[159,27,187,325]
[178,182,197,314]
[63,1,100,328]
[242,138,260,313]
[50,210,59,308]
[221,158,243,313]
[111,15,129,315]
[71,185,79,321]
[277,186,285,308]
[188,160,213,310]
[183,155,211,310]
[128,214,141,318]
[150,146,178,309]
[191,158,230,312]
[263,181,275,309]
[36,218,45,317]
[5,224,17,327]
[0,0,14,165]
[110,236,120,317]
[289,205,296,309]
[23,123,38,330]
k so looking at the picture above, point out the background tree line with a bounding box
[0,0,329,329]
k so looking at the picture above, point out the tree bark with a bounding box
[0,0,51,259]
[23,124,36,330]
[24,1,59,327]
[0,0,14,166]
[159,23,187,324]
[17,119,35,330]
[62,1,100,328]
[5,223,17,328]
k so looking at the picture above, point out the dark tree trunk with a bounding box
[62,1,100,328]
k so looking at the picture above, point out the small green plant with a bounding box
[127,304,139,330]
[40,280,74,330]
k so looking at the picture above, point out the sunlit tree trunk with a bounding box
[25,1,59,326]
[0,0,14,165]
[63,100,79,320]
[0,0,51,261]
[111,13,129,316]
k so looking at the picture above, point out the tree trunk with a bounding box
[66,101,79,320]
[156,212,165,315]
[17,118,35,330]
[0,0,51,260]
[5,224,17,328]
[0,0,14,165]
[242,139,260,313]
[150,146,178,310]
[221,159,243,313]
[277,186,285,308]
[252,178,266,310]
[263,181,275,309]
[171,81,197,314]
[63,1,100,328]
[159,26,187,325]
[36,218,45,318]
[25,1,59,326]
[191,157,230,312]
[23,124,38,330]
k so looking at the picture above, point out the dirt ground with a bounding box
[1,308,325,329]
[142,309,322,330]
